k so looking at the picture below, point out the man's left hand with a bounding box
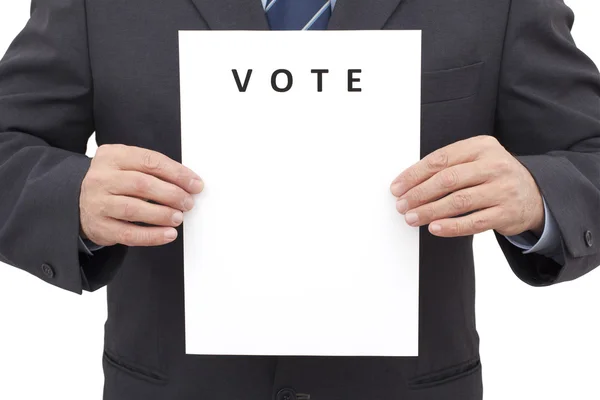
[390,135,545,238]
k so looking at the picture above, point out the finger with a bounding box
[113,146,203,194]
[428,207,503,238]
[109,171,195,212]
[108,219,179,247]
[403,184,498,227]
[102,196,184,227]
[394,161,489,213]
[391,135,498,196]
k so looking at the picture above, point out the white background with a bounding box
[0,1,598,399]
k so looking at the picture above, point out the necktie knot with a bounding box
[266,0,332,30]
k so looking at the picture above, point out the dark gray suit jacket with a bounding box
[1,0,599,399]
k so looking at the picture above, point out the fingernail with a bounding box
[183,196,194,211]
[391,182,405,196]
[165,228,178,240]
[405,212,419,225]
[430,223,442,233]
[189,178,204,193]
[396,199,408,214]
[172,211,183,225]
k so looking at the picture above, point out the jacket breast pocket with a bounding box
[421,62,484,105]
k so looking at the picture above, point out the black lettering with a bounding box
[271,69,293,92]
[311,69,329,92]
[348,69,362,92]
[232,69,253,92]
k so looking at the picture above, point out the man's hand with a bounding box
[80,144,204,246]
[390,135,544,238]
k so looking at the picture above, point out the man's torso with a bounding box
[87,0,509,398]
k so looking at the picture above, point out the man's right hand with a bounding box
[79,144,204,247]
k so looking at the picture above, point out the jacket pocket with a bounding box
[103,349,168,385]
[422,62,484,104]
[408,358,481,390]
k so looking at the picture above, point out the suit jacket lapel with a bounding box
[328,0,405,30]
[189,0,270,30]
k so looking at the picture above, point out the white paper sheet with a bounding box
[179,31,421,356]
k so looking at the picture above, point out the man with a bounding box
[0,0,598,399]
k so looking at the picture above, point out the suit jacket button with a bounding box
[275,388,297,400]
[585,230,593,247]
[41,263,55,279]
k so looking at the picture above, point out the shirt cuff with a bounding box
[505,197,562,258]
[77,236,104,256]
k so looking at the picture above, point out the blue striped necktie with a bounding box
[266,0,332,30]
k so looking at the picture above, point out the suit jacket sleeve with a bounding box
[0,0,126,294]
[494,0,600,286]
